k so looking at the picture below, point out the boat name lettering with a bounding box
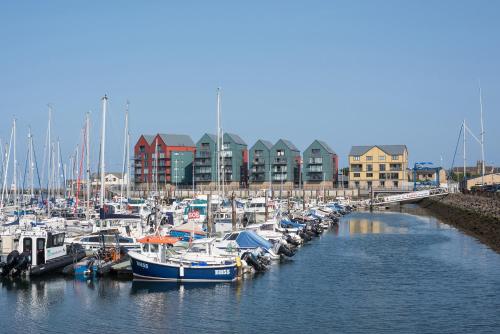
[136,261,148,269]
[215,269,230,275]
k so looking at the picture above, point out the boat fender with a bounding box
[235,256,242,267]
[179,264,184,277]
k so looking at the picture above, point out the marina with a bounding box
[1,208,500,333]
[2,2,500,333]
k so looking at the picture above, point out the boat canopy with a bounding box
[171,222,205,234]
[232,230,272,250]
[138,235,180,245]
[280,220,305,229]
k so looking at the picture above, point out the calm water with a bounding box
[2,207,500,334]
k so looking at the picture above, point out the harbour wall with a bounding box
[420,193,500,253]
[128,188,361,200]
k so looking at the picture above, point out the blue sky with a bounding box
[1,1,499,175]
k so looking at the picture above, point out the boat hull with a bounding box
[129,252,237,282]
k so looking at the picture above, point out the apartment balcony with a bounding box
[272,174,288,181]
[307,170,323,175]
[273,157,287,165]
[252,159,265,165]
[220,150,233,158]
[194,159,211,166]
[251,167,266,173]
[350,168,363,172]
[194,176,212,182]
[196,150,212,158]
[308,174,324,181]
[308,157,323,164]
[251,176,266,182]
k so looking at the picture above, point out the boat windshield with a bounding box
[184,206,207,215]
[224,233,239,241]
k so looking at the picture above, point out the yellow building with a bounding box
[348,145,408,189]
[466,173,500,190]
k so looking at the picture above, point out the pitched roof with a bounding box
[349,145,407,156]
[280,139,299,152]
[205,133,217,142]
[158,134,195,147]
[259,140,273,150]
[143,135,155,145]
[225,133,246,145]
[251,139,273,151]
[316,140,336,154]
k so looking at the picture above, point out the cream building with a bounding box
[466,173,500,190]
[348,145,409,189]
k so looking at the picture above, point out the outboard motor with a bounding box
[241,252,267,272]
[277,243,295,257]
[285,234,300,247]
[1,250,20,277]
[299,230,311,242]
[11,251,30,277]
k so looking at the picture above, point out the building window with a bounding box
[367,164,373,171]
[392,155,399,160]
[380,181,385,187]
[393,181,399,187]
[379,164,386,171]
[379,155,385,161]
[355,181,360,188]
[139,145,145,153]
[144,161,149,167]
[353,156,360,161]
[353,173,360,178]
[201,142,210,148]
[312,149,320,154]
[366,173,373,178]
[367,181,372,188]
[277,149,285,156]
[366,156,373,161]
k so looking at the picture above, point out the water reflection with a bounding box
[347,217,408,235]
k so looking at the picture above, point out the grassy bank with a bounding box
[420,193,500,253]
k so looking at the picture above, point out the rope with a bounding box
[450,123,463,179]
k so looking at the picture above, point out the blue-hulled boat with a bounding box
[128,237,239,282]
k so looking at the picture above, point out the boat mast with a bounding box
[28,127,34,198]
[463,119,466,185]
[126,113,130,200]
[13,118,17,211]
[216,88,221,197]
[47,106,52,217]
[120,102,129,206]
[100,95,108,208]
[0,124,14,210]
[479,85,485,185]
[155,136,159,194]
[221,127,225,199]
[86,112,91,219]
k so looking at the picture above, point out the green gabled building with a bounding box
[271,139,301,188]
[221,133,248,187]
[193,132,248,187]
[249,139,273,186]
[303,140,338,187]
[194,133,217,184]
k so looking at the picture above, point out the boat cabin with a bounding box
[19,230,66,266]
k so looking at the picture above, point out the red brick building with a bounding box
[134,134,196,187]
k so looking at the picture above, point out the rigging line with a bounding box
[33,139,44,203]
[22,148,29,195]
[450,123,463,177]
